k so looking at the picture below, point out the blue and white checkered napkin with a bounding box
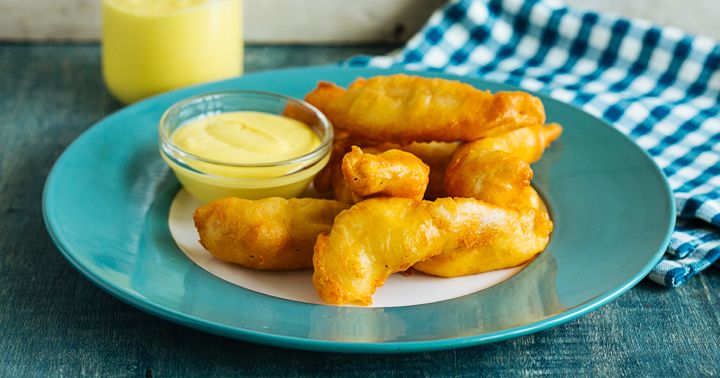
[344,0,720,286]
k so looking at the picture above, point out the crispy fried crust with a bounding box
[194,197,349,270]
[413,187,553,277]
[312,197,552,305]
[445,124,562,207]
[342,146,430,202]
[316,138,457,201]
[304,74,546,143]
[446,149,533,208]
[462,123,563,163]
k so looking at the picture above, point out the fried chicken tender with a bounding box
[341,146,429,202]
[359,142,458,199]
[445,124,562,207]
[464,123,563,163]
[194,197,349,270]
[312,197,552,305]
[413,187,553,277]
[304,74,546,143]
[316,137,457,201]
[447,150,534,208]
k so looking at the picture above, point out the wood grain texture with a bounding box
[0,44,719,377]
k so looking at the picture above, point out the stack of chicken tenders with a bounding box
[193,74,562,305]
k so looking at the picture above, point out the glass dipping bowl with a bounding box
[159,91,333,203]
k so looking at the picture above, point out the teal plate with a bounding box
[43,66,674,353]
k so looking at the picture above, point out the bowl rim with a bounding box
[159,90,334,170]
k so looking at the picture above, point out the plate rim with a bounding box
[42,65,676,353]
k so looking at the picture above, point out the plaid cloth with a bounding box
[344,0,720,286]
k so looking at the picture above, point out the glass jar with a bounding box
[102,0,243,104]
[159,91,334,203]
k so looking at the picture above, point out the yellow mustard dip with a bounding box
[165,111,327,202]
[172,111,320,167]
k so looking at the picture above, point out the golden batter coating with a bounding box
[413,187,553,278]
[342,146,430,202]
[445,124,562,207]
[461,123,563,163]
[312,197,552,305]
[447,149,533,208]
[194,197,349,270]
[316,138,457,201]
[304,74,546,143]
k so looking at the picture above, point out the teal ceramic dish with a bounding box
[43,66,674,353]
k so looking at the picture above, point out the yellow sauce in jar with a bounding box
[172,111,320,168]
[102,0,243,103]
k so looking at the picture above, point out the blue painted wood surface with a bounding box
[0,43,718,377]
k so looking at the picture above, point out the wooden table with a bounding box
[1,43,718,376]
